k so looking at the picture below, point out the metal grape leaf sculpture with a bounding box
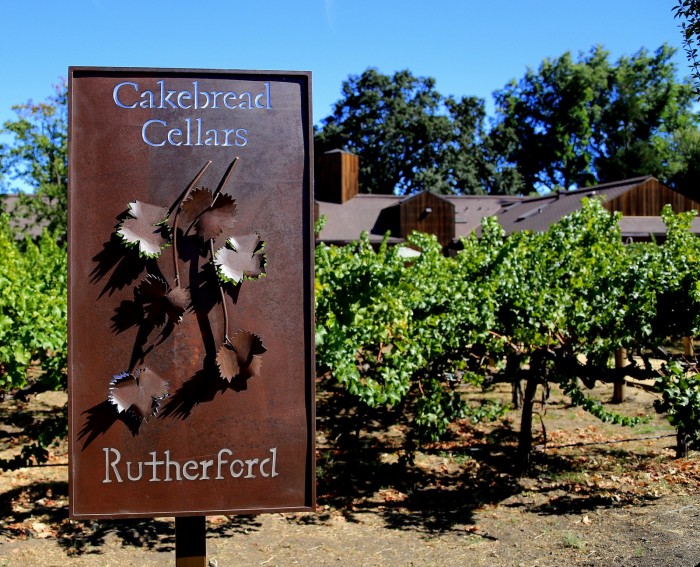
[117,201,170,258]
[137,275,190,326]
[216,330,268,382]
[179,187,213,226]
[103,159,268,426]
[181,188,238,242]
[214,233,267,284]
[108,367,169,420]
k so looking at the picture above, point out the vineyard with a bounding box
[1,199,700,563]
[316,198,700,466]
[0,212,66,469]
[1,199,699,472]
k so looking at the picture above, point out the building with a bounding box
[315,150,700,248]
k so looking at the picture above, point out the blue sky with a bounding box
[0,0,691,128]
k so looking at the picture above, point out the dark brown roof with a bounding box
[493,177,649,235]
[316,194,404,244]
[618,216,700,239]
[444,195,523,238]
[315,176,700,245]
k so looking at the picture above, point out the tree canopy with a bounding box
[2,43,698,215]
[0,81,67,234]
[674,0,700,96]
[315,69,505,196]
[315,44,700,197]
[491,45,698,192]
[315,69,454,195]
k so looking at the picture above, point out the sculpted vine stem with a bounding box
[209,157,239,345]
[212,157,239,204]
[211,239,230,344]
[171,160,212,287]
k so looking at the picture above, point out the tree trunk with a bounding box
[612,348,627,404]
[676,430,690,459]
[506,355,522,409]
[511,381,523,409]
[516,374,539,473]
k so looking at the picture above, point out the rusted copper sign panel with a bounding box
[68,67,315,518]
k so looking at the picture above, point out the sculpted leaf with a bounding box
[108,367,169,420]
[199,194,238,241]
[137,275,190,325]
[214,233,266,284]
[180,188,214,226]
[216,330,267,382]
[181,188,237,241]
[137,273,168,299]
[117,201,170,258]
[165,285,191,316]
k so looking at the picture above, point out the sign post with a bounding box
[67,68,315,557]
[175,516,206,566]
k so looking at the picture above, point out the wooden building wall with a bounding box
[604,178,700,216]
[314,150,359,204]
[399,192,455,247]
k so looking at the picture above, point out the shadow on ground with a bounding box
[310,385,666,535]
[0,385,680,557]
[54,514,262,557]
[0,479,262,557]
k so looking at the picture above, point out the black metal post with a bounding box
[176,516,207,566]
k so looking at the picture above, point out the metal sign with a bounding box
[68,68,315,519]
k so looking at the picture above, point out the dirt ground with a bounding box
[1,384,699,567]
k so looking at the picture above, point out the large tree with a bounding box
[315,68,507,196]
[490,47,609,192]
[593,45,697,185]
[316,68,459,195]
[0,81,68,234]
[490,45,699,193]
[674,0,700,96]
[443,96,524,195]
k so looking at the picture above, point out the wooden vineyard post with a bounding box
[176,516,207,566]
[613,348,627,404]
[684,336,695,356]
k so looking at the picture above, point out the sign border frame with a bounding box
[67,66,316,519]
